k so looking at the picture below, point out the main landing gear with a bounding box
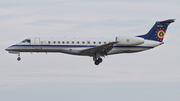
[94,58,103,65]
[93,52,103,65]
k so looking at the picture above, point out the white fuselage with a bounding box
[6,37,163,56]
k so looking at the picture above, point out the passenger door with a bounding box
[34,37,41,50]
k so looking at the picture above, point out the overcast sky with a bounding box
[0,0,180,101]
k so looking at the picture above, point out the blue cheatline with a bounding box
[12,45,153,48]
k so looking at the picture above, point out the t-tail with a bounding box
[137,19,175,42]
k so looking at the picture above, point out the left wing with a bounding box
[79,42,118,56]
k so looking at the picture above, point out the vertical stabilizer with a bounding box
[137,19,175,42]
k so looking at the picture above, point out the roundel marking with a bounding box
[157,29,165,40]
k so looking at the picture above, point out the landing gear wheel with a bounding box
[17,57,21,61]
[98,58,103,63]
[95,60,99,65]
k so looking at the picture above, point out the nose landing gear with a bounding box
[17,57,21,61]
[17,53,21,61]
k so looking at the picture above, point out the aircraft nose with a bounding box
[5,47,10,51]
[5,46,13,51]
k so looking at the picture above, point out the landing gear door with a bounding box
[34,37,41,49]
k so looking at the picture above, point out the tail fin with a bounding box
[137,19,175,42]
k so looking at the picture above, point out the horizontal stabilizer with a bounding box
[157,19,175,24]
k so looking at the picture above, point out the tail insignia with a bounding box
[156,29,166,41]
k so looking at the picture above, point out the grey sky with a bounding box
[0,0,180,101]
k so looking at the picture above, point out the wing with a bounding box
[79,42,118,56]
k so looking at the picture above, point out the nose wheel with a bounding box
[17,53,21,61]
[17,57,21,61]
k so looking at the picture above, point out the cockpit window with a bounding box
[27,39,31,43]
[21,39,31,43]
[21,39,27,43]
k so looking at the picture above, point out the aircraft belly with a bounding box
[8,44,153,56]
[108,47,150,55]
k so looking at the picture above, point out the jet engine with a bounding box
[116,36,144,46]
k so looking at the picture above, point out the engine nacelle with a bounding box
[116,36,144,46]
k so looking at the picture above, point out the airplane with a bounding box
[5,19,175,65]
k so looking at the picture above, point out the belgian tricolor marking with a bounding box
[156,29,165,40]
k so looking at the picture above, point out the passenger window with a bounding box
[58,41,60,44]
[72,41,74,44]
[67,41,69,44]
[93,42,96,44]
[104,42,106,44]
[48,41,50,44]
[62,41,64,44]
[77,41,79,44]
[87,42,90,44]
[99,42,101,44]
[54,41,56,44]
[82,41,85,44]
